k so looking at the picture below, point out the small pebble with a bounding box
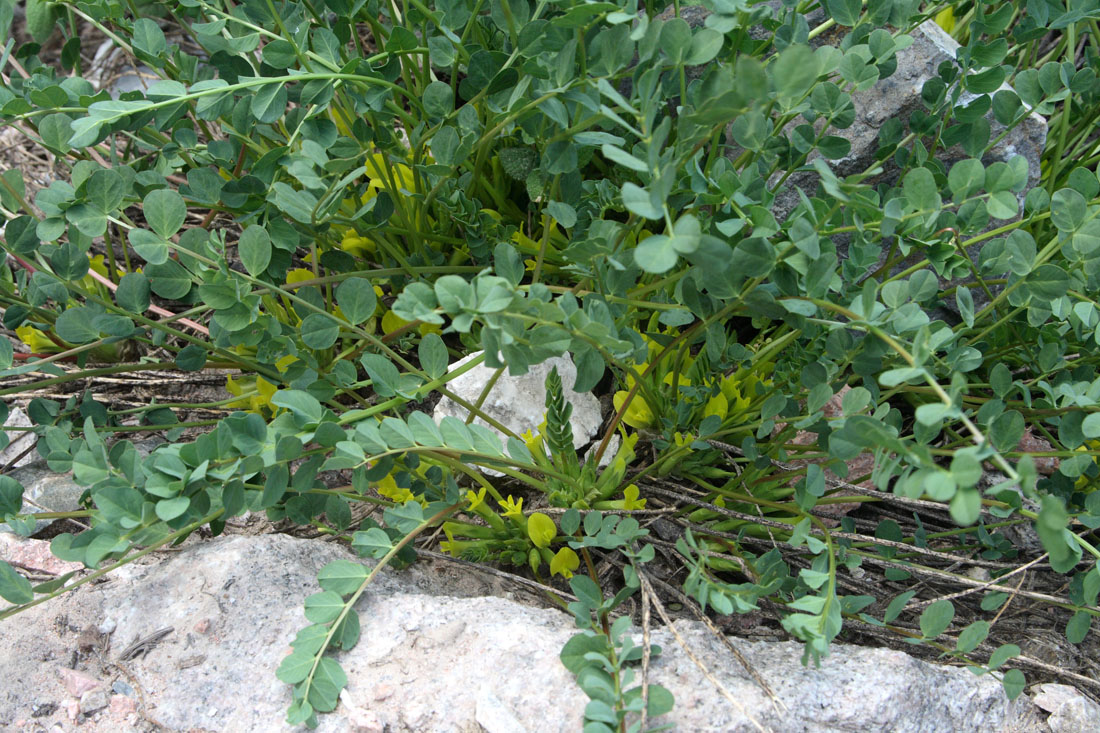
[109,694,136,716]
[30,699,58,718]
[79,689,109,715]
[347,706,384,733]
[111,680,135,697]
[965,566,991,582]
[58,668,101,697]
[97,618,117,635]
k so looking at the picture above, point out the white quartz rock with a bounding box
[432,352,602,451]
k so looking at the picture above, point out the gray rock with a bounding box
[108,69,157,98]
[1,437,164,535]
[1032,683,1100,733]
[78,688,109,715]
[1,407,37,470]
[0,534,83,576]
[802,21,1046,318]
[0,534,1046,732]
[978,471,1043,553]
[810,21,1044,187]
[432,350,602,452]
[89,39,158,99]
[110,680,134,697]
[476,690,529,733]
[733,19,1047,226]
[665,8,1047,318]
[1,467,85,536]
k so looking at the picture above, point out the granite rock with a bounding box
[0,534,1052,732]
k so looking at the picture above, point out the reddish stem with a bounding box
[8,252,209,336]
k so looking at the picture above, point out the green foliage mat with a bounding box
[1,0,1100,728]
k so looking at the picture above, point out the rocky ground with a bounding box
[2,345,1097,732]
[1,531,1095,733]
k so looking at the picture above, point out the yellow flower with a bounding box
[704,391,728,421]
[15,324,61,353]
[550,547,580,578]
[230,343,257,359]
[672,432,693,449]
[609,431,639,475]
[465,486,487,512]
[511,221,566,255]
[934,7,955,33]
[440,524,472,557]
[80,254,128,293]
[381,310,406,335]
[339,227,376,258]
[613,390,656,430]
[225,374,278,415]
[374,473,426,506]
[224,374,245,407]
[381,309,442,337]
[621,484,646,510]
[285,268,316,286]
[440,525,457,556]
[364,153,416,199]
[663,371,692,389]
[521,427,544,458]
[719,373,752,414]
[641,335,666,365]
[527,512,556,548]
[499,495,524,518]
[512,225,540,254]
[274,354,299,374]
[260,295,291,324]
[329,107,355,137]
[627,362,646,388]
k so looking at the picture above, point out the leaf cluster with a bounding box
[2,0,1100,723]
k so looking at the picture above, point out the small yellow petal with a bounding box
[550,547,580,578]
[256,375,277,405]
[382,310,410,334]
[224,375,251,409]
[622,484,646,511]
[465,487,487,512]
[614,391,655,430]
[285,268,315,286]
[499,495,524,518]
[663,372,692,388]
[522,428,544,457]
[527,512,557,549]
[15,324,59,353]
[275,354,299,373]
[704,392,728,421]
[934,7,955,33]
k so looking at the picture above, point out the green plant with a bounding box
[559,509,673,732]
[2,0,1100,728]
